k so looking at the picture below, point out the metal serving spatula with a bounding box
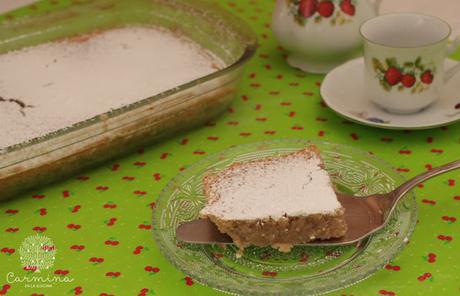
[176,159,460,246]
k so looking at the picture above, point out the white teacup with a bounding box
[360,13,460,114]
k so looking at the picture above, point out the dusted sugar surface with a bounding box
[0,26,222,150]
[200,152,342,220]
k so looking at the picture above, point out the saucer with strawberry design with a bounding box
[321,58,460,129]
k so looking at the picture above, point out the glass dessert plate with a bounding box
[0,0,257,199]
[153,139,417,295]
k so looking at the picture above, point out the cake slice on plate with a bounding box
[199,145,347,252]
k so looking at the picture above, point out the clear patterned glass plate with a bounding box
[153,139,417,295]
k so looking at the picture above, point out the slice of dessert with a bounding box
[199,145,347,252]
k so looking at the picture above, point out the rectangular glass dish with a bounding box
[0,0,257,200]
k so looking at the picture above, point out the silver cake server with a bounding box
[176,159,460,246]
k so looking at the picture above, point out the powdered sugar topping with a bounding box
[0,26,223,150]
[200,152,342,220]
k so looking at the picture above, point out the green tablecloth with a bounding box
[1,1,459,295]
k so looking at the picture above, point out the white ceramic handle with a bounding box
[445,36,460,82]
[369,0,383,14]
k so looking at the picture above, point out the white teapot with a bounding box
[272,0,382,73]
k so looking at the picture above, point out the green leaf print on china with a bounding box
[372,57,436,93]
[288,0,356,26]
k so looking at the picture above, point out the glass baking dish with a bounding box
[0,0,257,200]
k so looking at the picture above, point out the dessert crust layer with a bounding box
[203,209,347,252]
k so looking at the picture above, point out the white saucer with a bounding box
[321,58,460,130]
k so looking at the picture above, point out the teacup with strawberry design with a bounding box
[361,13,460,114]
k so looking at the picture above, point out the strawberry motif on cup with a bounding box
[298,0,317,17]
[384,67,402,86]
[373,57,436,93]
[317,1,334,17]
[421,70,434,84]
[340,0,355,16]
[401,74,416,88]
[290,0,355,26]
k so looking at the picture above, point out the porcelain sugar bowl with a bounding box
[272,0,381,73]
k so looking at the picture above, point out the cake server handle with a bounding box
[390,159,460,206]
